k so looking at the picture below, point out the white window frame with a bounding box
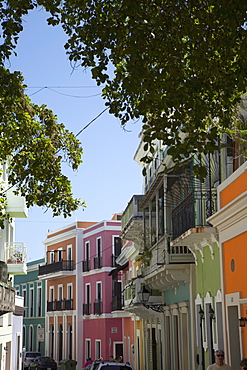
[96,281,102,302]
[29,287,34,317]
[85,283,91,304]
[50,251,55,264]
[58,284,63,301]
[95,339,101,360]
[37,286,42,317]
[85,339,91,360]
[58,248,63,261]
[96,237,102,257]
[50,286,54,302]
[67,283,73,300]
[67,244,72,261]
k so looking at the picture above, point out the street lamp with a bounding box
[199,306,205,370]
[138,286,165,313]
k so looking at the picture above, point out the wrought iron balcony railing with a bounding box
[94,300,103,315]
[121,195,144,232]
[83,303,91,315]
[47,298,73,312]
[82,259,91,272]
[112,295,123,311]
[94,256,102,269]
[171,189,217,240]
[0,282,15,316]
[39,260,73,275]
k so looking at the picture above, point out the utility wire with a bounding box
[75,107,109,137]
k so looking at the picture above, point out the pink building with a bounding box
[80,215,125,363]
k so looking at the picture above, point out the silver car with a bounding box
[22,351,41,370]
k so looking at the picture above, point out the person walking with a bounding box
[240,358,247,369]
[206,350,232,369]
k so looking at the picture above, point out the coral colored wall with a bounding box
[223,232,247,295]
[220,171,247,207]
[83,318,123,361]
[222,231,247,355]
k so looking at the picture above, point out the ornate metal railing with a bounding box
[82,259,90,272]
[112,295,123,311]
[83,303,91,315]
[171,189,217,240]
[94,256,102,269]
[39,260,73,275]
[47,298,73,312]
[94,300,103,315]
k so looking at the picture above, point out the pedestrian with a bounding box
[240,358,247,369]
[84,357,93,370]
[206,350,232,369]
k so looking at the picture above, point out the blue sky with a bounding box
[8,8,143,261]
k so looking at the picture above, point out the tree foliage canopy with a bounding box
[0,66,84,225]
[1,0,247,201]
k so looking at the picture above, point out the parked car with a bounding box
[22,351,41,370]
[91,361,133,370]
[28,356,57,370]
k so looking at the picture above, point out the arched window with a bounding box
[68,325,73,360]
[29,326,33,351]
[22,326,26,350]
[58,324,63,362]
[49,325,54,359]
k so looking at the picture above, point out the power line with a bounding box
[28,86,101,98]
[75,107,110,137]
[27,86,100,89]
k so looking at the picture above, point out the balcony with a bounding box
[39,260,73,276]
[6,188,28,218]
[94,300,103,315]
[171,189,217,241]
[121,195,144,244]
[0,261,15,315]
[5,242,27,275]
[83,303,91,315]
[47,298,73,312]
[112,295,123,311]
[0,282,15,316]
[94,256,102,269]
[82,259,90,272]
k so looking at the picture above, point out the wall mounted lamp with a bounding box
[239,317,247,327]
[138,286,166,313]
[209,306,215,320]
[199,307,205,320]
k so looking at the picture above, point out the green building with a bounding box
[14,258,46,354]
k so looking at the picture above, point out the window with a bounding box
[23,326,26,349]
[96,238,101,257]
[67,245,72,260]
[50,287,54,302]
[58,248,63,261]
[86,339,91,360]
[67,284,72,300]
[50,251,55,263]
[29,288,34,317]
[86,284,90,305]
[58,285,63,301]
[29,326,34,351]
[113,237,122,258]
[23,289,27,318]
[85,242,90,261]
[96,282,102,302]
[95,340,101,360]
[37,286,42,317]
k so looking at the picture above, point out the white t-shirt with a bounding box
[207,364,232,370]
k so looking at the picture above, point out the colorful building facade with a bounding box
[14,258,46,355]
[81,216,125,363]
